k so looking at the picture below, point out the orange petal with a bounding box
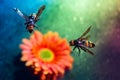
[34,61,43,68]
[41,63,48,70]
[53,74,57,80]
[45,64,53,74]
[56,62,65,69]
[53,64,65,75]
[50,65,58,75]
[35,67,41,72]
[43,70,49,75]
[22,39,32,48]
[21,55,32,61]
[41,74,46,80]
[62,56,74,63]
[34,62,40,68]
[22,50,31,54]
[21,56,27,61]
[30,34,37,46]
[59,59,73,68]
[51,32,59,42]
[20,44,30,50]
[56,50,70,55]
[34,30,43,44]
[25,60,33,66]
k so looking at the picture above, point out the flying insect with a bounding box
[13,5,45,33]
[69,26,95,56]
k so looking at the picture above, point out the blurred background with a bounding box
[0,0,120,80]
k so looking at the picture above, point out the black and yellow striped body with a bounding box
[84,40,95,48]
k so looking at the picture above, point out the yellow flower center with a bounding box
[38,48,54,62]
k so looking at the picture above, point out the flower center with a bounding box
[38,48,54,62]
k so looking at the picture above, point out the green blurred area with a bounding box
[38,0,118,44]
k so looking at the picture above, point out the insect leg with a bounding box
[73,46,76,51]
[77,47,81,56]
[35,24,40,30]
[71,46,76,54]
[80,47,86,51]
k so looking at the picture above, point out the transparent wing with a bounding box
[81,47,94,55]
[35,5,46,21]
[81,35,91,40]
[78,26,92,40]
[85,48,94,55]
[13,8,28,20]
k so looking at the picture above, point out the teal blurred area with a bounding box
[0,0,120,80]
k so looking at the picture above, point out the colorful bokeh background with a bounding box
[0,0,120,80]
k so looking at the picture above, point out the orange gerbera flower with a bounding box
[20,30,74,80]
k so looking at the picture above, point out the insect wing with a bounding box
[35,5,46,21]
[84,47,94,55]
[81,35,91,40]
[78,26,92,40]
[13,8,28,20]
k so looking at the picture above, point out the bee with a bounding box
[13,5,45,33]
[69,26,95,56]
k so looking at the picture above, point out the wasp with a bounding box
[69,26,95,56]
[13,5,45,33]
